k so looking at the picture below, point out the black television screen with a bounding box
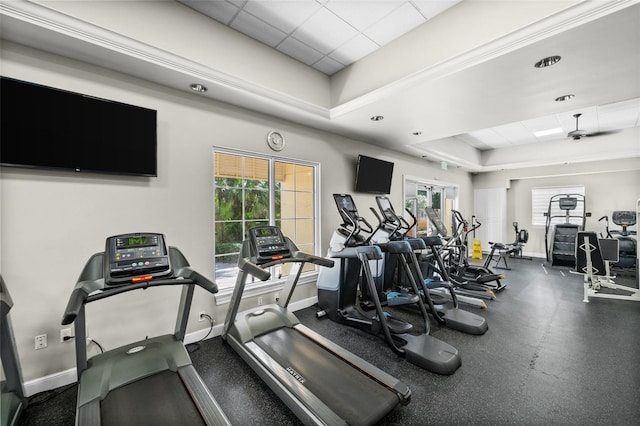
[354,155,394,194]
[1,77,157,176]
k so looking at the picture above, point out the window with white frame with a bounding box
[531,185,585,226]
[213,148,319,288]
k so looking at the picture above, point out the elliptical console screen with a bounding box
[333,194,357,213]
[249,226,291,264]
[105,233,172,285]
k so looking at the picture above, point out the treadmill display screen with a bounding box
[249,226,291,263]
[105,233,172,285]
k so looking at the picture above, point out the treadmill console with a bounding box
[104,233,172,285]
[249,226,291,264]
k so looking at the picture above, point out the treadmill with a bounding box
[61,233,230,425]
[1,275,28,426]
[222,225,411,425]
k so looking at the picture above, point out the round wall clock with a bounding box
[267,131,285,151]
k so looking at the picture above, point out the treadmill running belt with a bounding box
[255,327,399,425]
[101,370,205,426]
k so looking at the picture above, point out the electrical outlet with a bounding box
[257,296,264,306]
[35,334,47,350]
[199,312,206,322]
[60,328,73,343]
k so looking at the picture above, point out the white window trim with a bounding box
[214,271,319,305]
[212,146,321,304]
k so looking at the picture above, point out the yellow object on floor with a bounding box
[472,239,483,259]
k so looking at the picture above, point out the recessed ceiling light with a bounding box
[533,128,564,137]
[189,83,207,93]
[370,115,384,121]
[534,55,561,68]
[413,131,422,136]
[555,94,575,102]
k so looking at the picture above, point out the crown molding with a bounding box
[330,0,640,118]
[0,0,330,121]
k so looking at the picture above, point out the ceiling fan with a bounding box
[567,113,617,140]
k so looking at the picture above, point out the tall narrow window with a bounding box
[213,148,319,287]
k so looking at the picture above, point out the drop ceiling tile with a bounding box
[243,0,321,34]
[179,0,238,25]
[277,37,324,66]
[231,10,287,47]
[363,2,425,45]
[412,0,462,19]
[313,56,344,75]
[597,98,640,129]
[329,33,379,64]
[292,7,359,54]
[492,122,537,145]
[325,0,403,32]
[468,128,510,149]
[521,115,562,135]
[454,134,492,150]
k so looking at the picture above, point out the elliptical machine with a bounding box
[316,194,461,375]
[316,194,414,334]
[369,196,488,335]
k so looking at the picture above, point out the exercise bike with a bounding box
[484,221,532,270]
[598,211,637,271]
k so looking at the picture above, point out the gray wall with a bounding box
[0,41,471,386]
[473,158,640,257]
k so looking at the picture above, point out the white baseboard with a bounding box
[22,295,319,396]
[23,368,77,397]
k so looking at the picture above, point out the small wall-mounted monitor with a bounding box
[1,77,157,177]
[354,155,394,194]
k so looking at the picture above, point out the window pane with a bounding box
[296,192,313,218]
[215,221,243,250]
[247,220,269,233]
[275,162,294,190]
[245,189,269,219]
[295,165,314,192]
[280,219,296,241]
[215,187,243,220]
[295,219,314,246]
[279,191,296,219]
[215,177,243,188]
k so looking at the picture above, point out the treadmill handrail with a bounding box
[251,251,335,269]
[62,247,218,325]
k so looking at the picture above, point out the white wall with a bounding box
[0,41,472,387]
[472,158,640,258]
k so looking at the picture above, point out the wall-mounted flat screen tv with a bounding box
[1,77,157,177]
[354,154,394,194]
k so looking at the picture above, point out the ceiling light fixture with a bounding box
[189,83,207,93]
[413,131,422,136]
[555,94,575,102]
[370,115,384,121]
[534,55,561,68]
[533,128,564,137]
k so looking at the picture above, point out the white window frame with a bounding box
[212,146,321,304]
